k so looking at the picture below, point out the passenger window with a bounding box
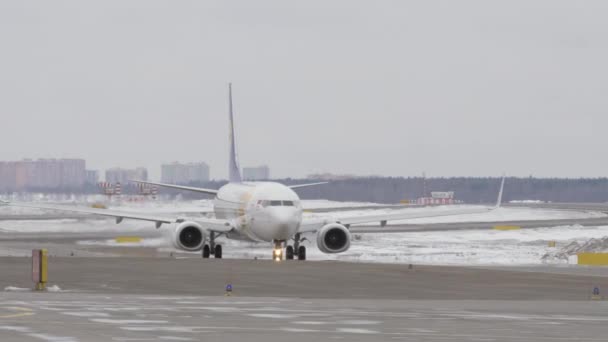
[258,200,270,207]
[283,201,294,206]
[270,200,282,206]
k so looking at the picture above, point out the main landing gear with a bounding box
[202,232,223,259]
[277,233,307,261]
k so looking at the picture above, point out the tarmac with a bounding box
[0,258,608,341]
[2,203,608,341]
[1,293,608,342]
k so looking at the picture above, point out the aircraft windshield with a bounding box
[258,200,298,207]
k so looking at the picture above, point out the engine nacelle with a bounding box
[172,221,206,251]
[316,223,351,254]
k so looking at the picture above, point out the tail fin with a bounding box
[228,83,242,183]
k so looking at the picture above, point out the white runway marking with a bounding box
[336,328,379,334]
[91,319,169,324]
[62,312,110,317]
[247,313,299,319]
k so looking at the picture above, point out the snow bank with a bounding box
[542,236,608,262]
[4,286,30,292]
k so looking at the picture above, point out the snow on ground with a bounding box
[77,237,166,248]
[3,199,608,266]
[300,200,387,209]
[215,225,608,266]
[1,206,603,234]
[509,200,547,204]
[330,225,608,265]
[0,219,151,234]
[74,224,608,266]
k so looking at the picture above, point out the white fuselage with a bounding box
[213,182,303,242]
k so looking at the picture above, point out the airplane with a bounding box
[0,84,505,261]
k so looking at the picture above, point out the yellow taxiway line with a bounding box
[0,306,35,319]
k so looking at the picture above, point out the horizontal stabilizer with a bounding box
[289,182,329,189]
[131,180,218,195]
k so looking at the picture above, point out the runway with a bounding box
[1,202,608,341]
[3,257,608,299]
[1,293,607,342]
[1,258,608,342]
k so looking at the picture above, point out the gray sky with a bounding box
[1,1,607,180]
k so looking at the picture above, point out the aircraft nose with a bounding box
[270,209,298,239]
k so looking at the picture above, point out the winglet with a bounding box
[495,175,505,208]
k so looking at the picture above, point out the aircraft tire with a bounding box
[286,246,294,260]
[202,245,210,258]
[214,245,222,259]
[298,246,306,260]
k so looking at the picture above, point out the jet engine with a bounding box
[316,223,351,254]
[172,221,206,251]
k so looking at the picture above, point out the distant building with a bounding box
[417,191,461,205]
[161,162,210,184]
[243,165,270,181]
[59,159,86,188]
[0,159,86,191]
[85,170,99,184]
[105,167,148,185]
[0,161,17,191]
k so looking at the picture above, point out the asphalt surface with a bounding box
[1,293,608,342]
[1,257,606,300]
[1,202,608,341]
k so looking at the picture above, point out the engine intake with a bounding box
[316,223,351,254]
[173,221,206,251]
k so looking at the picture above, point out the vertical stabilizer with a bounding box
[228,83,242,183]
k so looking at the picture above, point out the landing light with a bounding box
[273,248,283,262]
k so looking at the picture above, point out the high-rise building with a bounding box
[59,159,86,187]
[105,167,148,184]
[243,165,270,181]
[0,161,17,191]
[161,162,210,184]
[0,159,86,191]
[85,170,99,184]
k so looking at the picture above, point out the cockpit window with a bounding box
[258,200,299,207]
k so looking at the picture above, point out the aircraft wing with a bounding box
[298,206,495,233]
[298,176,505,233]
[0,201,232,232]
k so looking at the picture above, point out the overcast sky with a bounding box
[1,1,607,180]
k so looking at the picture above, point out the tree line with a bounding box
[5,177,608,204]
